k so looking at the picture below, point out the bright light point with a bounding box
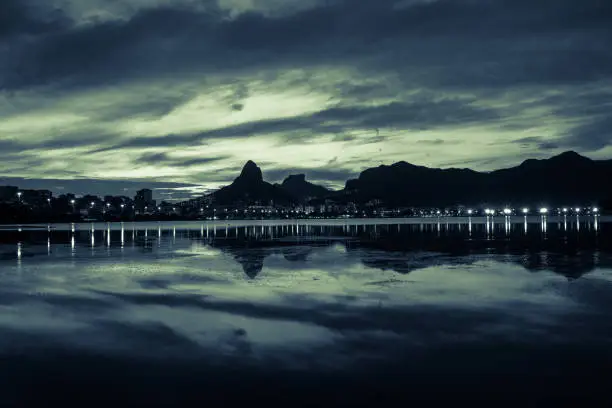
[522,208,529,214]
[503,208,512,215]
[563,208,568,213]
[575,208,581,213]
[467,209,473,215]
[539,208,548,214]
[593,207,599,213]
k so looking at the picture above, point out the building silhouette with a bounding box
[135,188,156,212]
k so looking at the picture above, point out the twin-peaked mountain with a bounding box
[209,152,612,207]
[211,161,295,205]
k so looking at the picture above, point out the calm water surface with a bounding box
[1,217,611,405]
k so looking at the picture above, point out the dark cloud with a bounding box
[315,99,500,129]
[89,134,205,153]
[0,176,199,198]
[560,116,612,151]
[3,0,612,90]
[0,132,121,155]
[513,136,560,151]
[513,89,612,152]
[0,0,67,39]
[416,139,460,146]
[91,90,198,121]
[138,152,229,168]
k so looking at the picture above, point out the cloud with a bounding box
[416,139,461,146]
[88,97,500,153]
[0,176,199,198]
[3,0,611,90]
[561,116,612,151]
[0,0,67,39]
[513,136,560,150]
[138,152,230,168]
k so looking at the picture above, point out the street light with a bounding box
[503,208,512,215]
[539,207,548,214]
[467,209,473,215]
[593,207,599,214]
[522,208,529,214]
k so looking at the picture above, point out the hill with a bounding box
[343,151,612,206]
[211,161,295,206]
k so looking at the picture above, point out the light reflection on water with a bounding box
[0,218,611,404]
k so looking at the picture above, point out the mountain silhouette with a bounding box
[233,250,266,279]
[237,160,263,184]
[206,152,612,207]
[343,151,612,206]
[279,174,330,201]
[212,161,295,205]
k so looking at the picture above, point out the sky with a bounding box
[1,0,611,200]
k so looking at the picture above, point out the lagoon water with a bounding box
[1,217,612,405]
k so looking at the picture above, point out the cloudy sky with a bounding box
[1,0,611,200]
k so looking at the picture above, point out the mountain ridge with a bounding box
[207,152,612,206]
[279,174,330,201]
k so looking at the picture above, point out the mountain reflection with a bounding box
[1,218,609,280]
[226,248,267,279]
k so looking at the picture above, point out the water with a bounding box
[1,217,611,405]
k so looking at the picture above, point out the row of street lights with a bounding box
[478,207,599,216]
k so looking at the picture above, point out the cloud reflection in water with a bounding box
[0,220,611,404]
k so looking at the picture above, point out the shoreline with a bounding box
[0,215,608,230]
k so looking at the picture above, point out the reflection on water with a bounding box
[0,217,611,404]
[2,218,610,295]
